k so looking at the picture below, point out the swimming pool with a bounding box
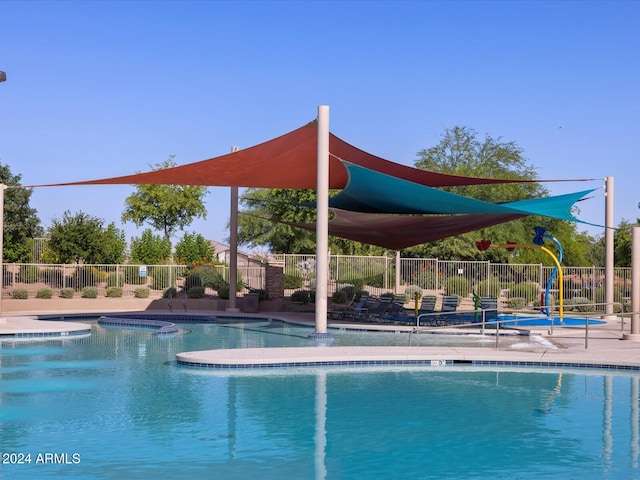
[1,320,638,479]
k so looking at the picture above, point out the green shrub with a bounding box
[106,286,123,298]
[509,282,540,302]
[12,288,28,299]
[134,287,150,298]
[163,287,178,299]
[184,273,202,290]
[106,272,125,288]
[411,268,439,289]
[571,296,594,312]
[291,290,310,304]
[506,297,527,308]
[82,286,98,299]
[332,289,348,304]
[187,286,205,299]
[444,276,470,298]
[404,285,423,304]
[248,288,268,300]
[477,278,502,298]
[36,288,53,299]
[59,288,75,298]
[284,271,303,289]
[363,273,385,288]
[19,265,40,284]
[217,284,230,299]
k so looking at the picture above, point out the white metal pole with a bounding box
[624,227,640,340]
[0,185,4,319]
[605,176,614,317]
[227,146,240,312]
[314,106,330,335]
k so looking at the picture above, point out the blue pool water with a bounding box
[498,313,607,327]
[1,320,639,479]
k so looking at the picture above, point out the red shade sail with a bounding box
[30,121,591,190]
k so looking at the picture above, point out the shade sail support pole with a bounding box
[605,176,614,318]
[311,105,332,341]
[227,146,240,312]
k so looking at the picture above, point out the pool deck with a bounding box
[2,311,640,370]
[0,316,92,337]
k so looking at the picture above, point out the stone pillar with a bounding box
[265,263,285,300]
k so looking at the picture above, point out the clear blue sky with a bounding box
[1,0,638,248]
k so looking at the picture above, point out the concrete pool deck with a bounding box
[2,311,640,370]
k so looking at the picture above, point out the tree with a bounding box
[121,156,208,240]
[174,231,215,264]
[44,211,126,264]
[237,188,385,255]
[408,126,590,264]
[0,163,43,262]
[129,229,172,265]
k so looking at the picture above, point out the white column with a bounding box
[227,146,240,312]
[314,106,330,334]
[605,176,614,317]
[624,226,640,340]
[0,185,4,319]
[395,250,400,294]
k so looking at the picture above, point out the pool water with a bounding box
[1,321,639,479]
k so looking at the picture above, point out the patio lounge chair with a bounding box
[338,292,371,321]
[329,291,358,320]
[436,295,459,325]
[366,297,393,322]
[479,296,498,325]
[381,296,410,323]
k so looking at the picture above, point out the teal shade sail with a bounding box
[328,163,596,223]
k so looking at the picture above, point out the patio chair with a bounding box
[418,295,437,315]
[329,291,358,320]
[336,292,370,321]
[366,297,393,322]
[479,296,499,325]
[381,296,410,323]
[342,293,377,321]
[436,295,460,325]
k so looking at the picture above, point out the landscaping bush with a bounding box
[106,272,125,288]
[59,288,75,299]
[291,289,311,304]
[19,265,40,284]
[404,285,423,304]
[444,276,470,298]
[331,289,348,304]
[36,288,53,299]
[217,284,230,299]
[163,287,178,299]
[106,286,123,298]
[134,287,150,298]
[82,286,99,299]
[509,281,540,303]
[187,286,205,299]
[12,288,28,299]
[284,274,303,289]
[506,297,527,308]
[571,296,595,312]
[184,273,202,290]
[248,288,268,301]
[477,278,502,298]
